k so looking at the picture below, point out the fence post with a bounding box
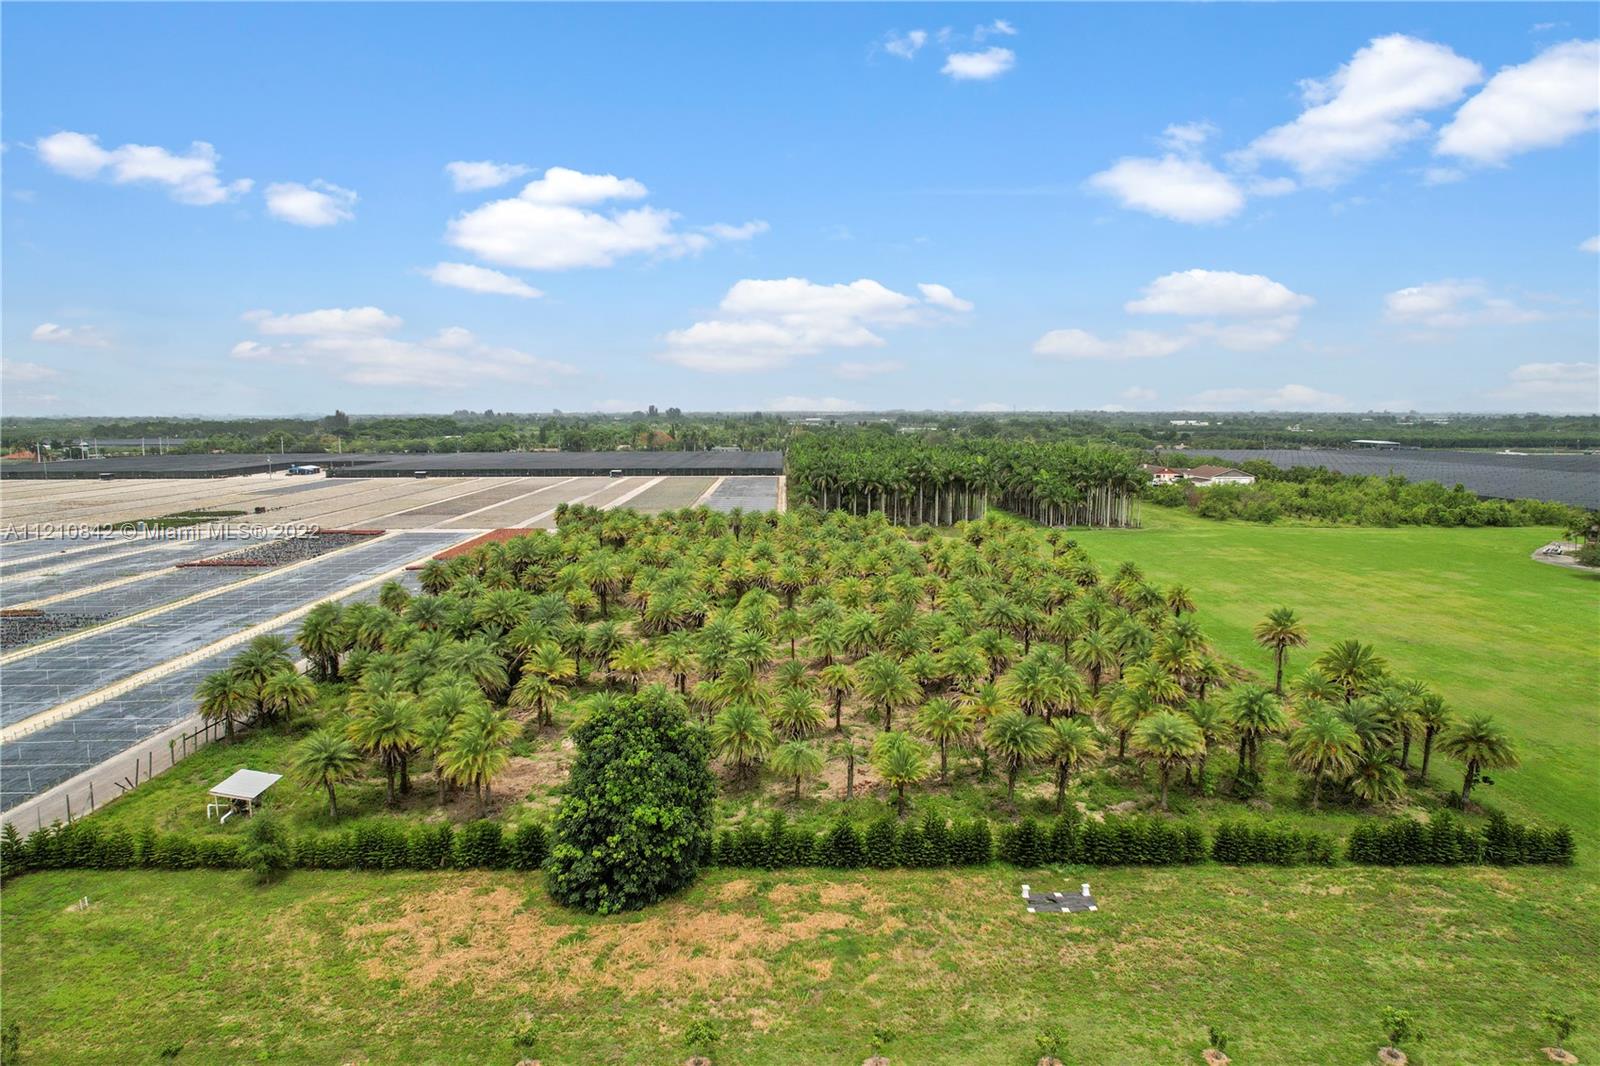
[148,751,154,779]
[89,782,95,811]
[133,758,140,786]
[65,794,72,823]
[170,739,177,767]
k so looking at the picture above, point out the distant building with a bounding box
[1169,419,1211,427]
[1351,439,1403,449]
[1183,465,1256,486]
[1140,463,1184,485]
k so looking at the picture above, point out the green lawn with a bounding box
[1072,508,1599,852]
[3,512,1596,1063]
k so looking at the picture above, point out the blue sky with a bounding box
[3,2,1597,416]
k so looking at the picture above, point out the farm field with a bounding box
[1,862,1594,1065]
[1,509,1596,1063]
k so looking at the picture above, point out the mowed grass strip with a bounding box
[2,865,1595,1064]
[1073,509,1600,852]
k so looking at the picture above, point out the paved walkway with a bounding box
[1531,541,1595,572]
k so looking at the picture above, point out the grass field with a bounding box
[3,511,1596,1064]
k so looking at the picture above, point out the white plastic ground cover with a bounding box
[0,532,457,729]
[0,572,425,811]
[0,536,128,571]
[702,476,780,512]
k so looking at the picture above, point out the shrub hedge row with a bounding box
[0,808,1573,880]
[1346,812,1574,867]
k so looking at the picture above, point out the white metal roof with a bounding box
[208,769,283,801]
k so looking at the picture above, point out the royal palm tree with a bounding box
[985,709,1051,802]
[292,728,364,819]
[1286,709,1361,810]
[914,697,974,782]
[1133,711,1204,811]
[1047,717,1101,812]
[771,740,825,801]
[1439,714,1519,805]
[1253,606,1308,696]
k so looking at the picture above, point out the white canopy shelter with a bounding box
[207,769,282,822]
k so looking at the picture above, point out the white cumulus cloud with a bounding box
[1,359,61,383]
[1581,235,1600,253]
[942,47,1015,81]
[265,180,357,227]
[1125,269,1314,317]
[34,130,252,205]
[1033,328,1190,361]
[424,262,543,299]
[445,160,531,192]
[1184,384,1350,411]
[31,322,110,348]
[884,29,928,59]
[1437,40,1600,165]
[1085,155,1245,224]
[232,308,576,390]
[1489,361,1599,411]
[1384,280,1544,328]
[1237,35,1482,185]
[662,277,970,373]
[917,283,974,313]
[445,165,751,271]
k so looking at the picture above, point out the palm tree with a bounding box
[260,669,317,724]
[858,653,921,731]
[1165,584,1196,618]
[347,692,421,805]
[771,688,826,739]
[1314,639,1387,703]
[416,713,455,803]
[196,670,252,741]
[871,732,932,815]
[771,740,825,801]
[1227,684,1287,776]
[830,731,862,799]
[985,709,1051,802]
[1438,714,1519,805]
[1286,709,1361,809]
[440,705,518,815]
[1414,693,1454,782]
[818,663,857,731]
[292,728,364,819]
[441,638,509,701]
[914,697,974,782]
[296,602,348,681]
[608,641,657,693]
[1348,751,1406,807]
[1071,629,1117,695]
[710,704,775,781]
[1253,607,1308,696]
[508,671,565,728]
[1182,699,1230,782]
[658,631,698,694]
[1132,711,1204,811]
[1047,717,1101,812]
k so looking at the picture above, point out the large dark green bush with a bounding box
[544,685,717,913]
